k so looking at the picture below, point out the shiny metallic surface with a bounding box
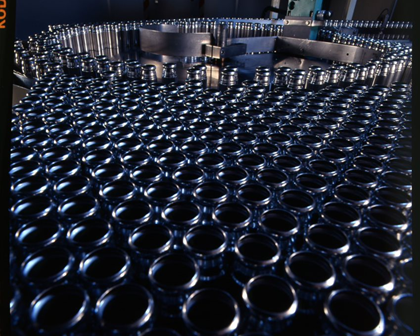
[29,284,91,334]
[233,233,280,286]
[324,289,385,336]
[95,283,154,333]
[242,275,298,332]
[10,13,412,336]
[183,288,240,336]
[341,254,395,304]
[388,293,414,335]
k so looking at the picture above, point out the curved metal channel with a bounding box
[139,28,212,57]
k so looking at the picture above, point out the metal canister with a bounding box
[126,60,142,79]
[149,252,199,318]
[21,55,36,78]
[162,62,178,82]
[110,61,126,78]
[307,69,327,91]
[242,275,297,333]
[142,64,158,82]
[325,68,341,86]
[96,283,154,333]
[323,289,385,336]
[273,67,291,87]
[66,53,82,76]
[374,62,391,86]
[219,68,238,89]
[288,70,306,90]
[254,66,271,88]
[183,288,240,336]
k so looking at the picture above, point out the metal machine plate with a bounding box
[229,37,278,54]
[204,44,247,58]
[139,28,212,57]
[275,36,382,63]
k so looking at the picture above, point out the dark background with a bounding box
[15,0,413,40]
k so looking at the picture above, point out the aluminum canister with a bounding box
[285,250,335,315]
[322,289,385,336]
[232,232,280,286]
[128,223,174,279]
[242,275,297,333]
[95,283,154,334]
[149,252,199,318]
[182,288,240,336]
[29,284,91,335]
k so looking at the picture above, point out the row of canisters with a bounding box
[10,60,412,336]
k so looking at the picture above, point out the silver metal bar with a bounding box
[275,37,382,64]
[283,18,325,27]
[139,28,212,57]
[228,37,277,54]
[204,43,247,58]
[144,24,179,33]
